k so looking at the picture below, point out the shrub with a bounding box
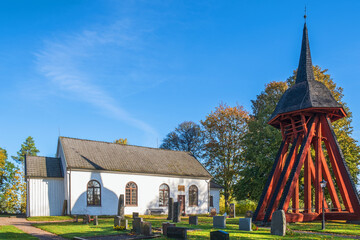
[236,199,257,215]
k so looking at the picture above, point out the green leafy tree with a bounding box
[201,103,249,212]
[235,81,287,201]
[160,121,204,159]
[11,136,40,213]
[12,136,39,164]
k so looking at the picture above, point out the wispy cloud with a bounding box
[35,20,159,141]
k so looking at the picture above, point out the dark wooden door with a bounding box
[178,195,186,216]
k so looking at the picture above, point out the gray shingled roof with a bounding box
[210,180,223,189]
[268,23,345,125]
[25,156,63,178]
[60,137,212,179]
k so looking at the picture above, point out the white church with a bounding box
[25,136,222,217]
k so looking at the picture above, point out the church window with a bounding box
[159,184,170,206]
[87,180,101,206]
[126,182,138,206]
[189,185,198,206]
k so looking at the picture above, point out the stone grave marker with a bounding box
[114,216,121,227]
[271,210,286,236]
[75,215,78,223]
[210,230,229,240]
[93,216,98,225]
[238,218,252,231]
[229,203,235,218]
[141,221,152,236]
[120,219,128,229]
[132,217,143,234]
[245,210,253,218]
[132,212,139,219]
[189,216,198,225]
[210,208,217,216]
[213,216,226,229]
[83,215,91,224]
[118,194,125,218]
[167,197,174,220]
[162,222,176,236]
[173,202,181,223]
[167,227,187,239]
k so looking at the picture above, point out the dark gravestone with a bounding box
[120,219,128,229]
[133,212,139,219]
[173,202,181,223]
[213,216,226,229]
[238,218,252,231]
[162,222,176,236]
[245,210,253,218]
[133,217,143,234]
[75,215,79,223]
[229,204,235,218]
[118,194,125,218]
[83,215,90,224]
[114,216,121,227]
[167,198,174,220]
[271,210,286,236]
[210,230,230,240]
[189,216,198,225]
[167,227,187,239]
[93,216,98,225]
[141,221,152,236]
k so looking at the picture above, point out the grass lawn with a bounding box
[288,220,360,236]
[33,215,351,239]
[27,216,74,222]
[0,225,38,239]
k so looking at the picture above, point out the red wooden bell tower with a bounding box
[253,22,360,223]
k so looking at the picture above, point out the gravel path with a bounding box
[0,217,66,240]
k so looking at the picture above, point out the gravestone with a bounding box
[141,222,152,236]
[118,194,125,218]
[83,215,90,224]
[271,210,286,236]
[133,217,143,234]
[173,202,181,223]
[210,208,217,216]
[93,216,98,226]
[189,216,198,225]
[167,198,174,220]
[114,216,122,227]
[120,219,128,229]
[238,218,252,231]
[75,215,79,223]
[229,203,235,218]
[245,210,253,218]
[167,227,187,239]
[162,222,176,236]
[133,212,139,219]
[213,216,226,229]
[210,230,229,240]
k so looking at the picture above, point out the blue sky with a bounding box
[1,0,360,164]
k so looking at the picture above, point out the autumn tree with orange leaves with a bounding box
[201,103,249,212]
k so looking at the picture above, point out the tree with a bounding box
[114,138,128,145]
[201,103,249,212]
[12,136,39,164]
[160,121,204,159]
[0,147,22,213]
[235,81,287,201]
[11,136,40,213]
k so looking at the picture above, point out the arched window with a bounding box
[87,180,101,206]
[126,182,138,206]
[189,185,198,206]
[159,184,170,206]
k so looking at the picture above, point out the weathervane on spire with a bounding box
[304,6,307,22]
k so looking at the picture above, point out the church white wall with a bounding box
[210,188,221,213]
[27,178,65,217]
[57,141,69,214]
[70,170,210,216]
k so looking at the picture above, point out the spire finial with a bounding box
[304,6,307,22]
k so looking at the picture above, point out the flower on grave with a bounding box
[113,225,126,231]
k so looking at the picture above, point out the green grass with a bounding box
[288,220,360,236]
[27,216,74,221]
[33,215,353,239]
[0,225,38,239]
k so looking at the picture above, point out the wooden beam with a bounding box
[304,150,312,213]
[315,120,323,213]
